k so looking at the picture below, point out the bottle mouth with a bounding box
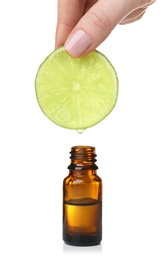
[71,145,95,151]
[70,146,96,159]
[68,146,98,170]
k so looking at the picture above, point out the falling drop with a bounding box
[76,129,85,134]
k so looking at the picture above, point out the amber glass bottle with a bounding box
[63,146,102,246]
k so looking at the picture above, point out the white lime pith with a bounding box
[35,47,119,130]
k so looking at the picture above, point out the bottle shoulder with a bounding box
[63,172,102,185]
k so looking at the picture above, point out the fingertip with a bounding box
[64,29,92,57]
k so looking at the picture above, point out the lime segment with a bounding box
[35,47,118,130]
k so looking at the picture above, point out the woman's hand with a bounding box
[55,0,155,57]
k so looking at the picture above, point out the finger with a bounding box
[120,0,156,25]
[120,8,146,25]
[64,0,135,57]
[55,0,86,48]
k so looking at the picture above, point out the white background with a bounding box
[0,1,165,259]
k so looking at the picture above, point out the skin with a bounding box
[55,0,156,57]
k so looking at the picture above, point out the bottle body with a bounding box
[63,146,102,246]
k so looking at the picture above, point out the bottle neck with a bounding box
[68,146,98,171]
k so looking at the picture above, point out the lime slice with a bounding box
[35,47,118,130]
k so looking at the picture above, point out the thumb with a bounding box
[64,0,134,57]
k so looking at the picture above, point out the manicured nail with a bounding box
[64,29,92,57]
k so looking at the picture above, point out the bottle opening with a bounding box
[68,146,98,170]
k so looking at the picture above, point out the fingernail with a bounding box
[64,29,92,57]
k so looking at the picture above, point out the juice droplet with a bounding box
[76,129,85,134]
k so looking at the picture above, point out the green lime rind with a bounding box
[35,47,119,130]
